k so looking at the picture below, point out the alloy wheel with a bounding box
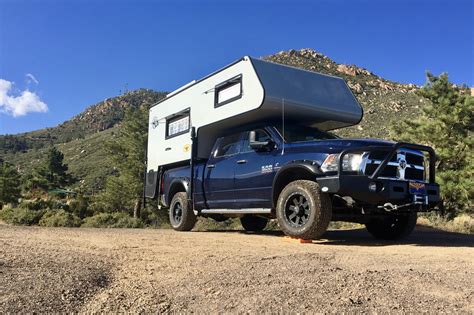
[285,193,310,227]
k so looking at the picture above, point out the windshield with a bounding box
[275,124,338,143]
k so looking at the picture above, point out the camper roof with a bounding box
[151,57,362,131]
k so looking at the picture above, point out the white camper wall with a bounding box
[147,56,264,172]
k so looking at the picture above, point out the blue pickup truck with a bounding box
[159,123,440,240]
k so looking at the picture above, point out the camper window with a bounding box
[214,75,242,107]
[166,111,190,138]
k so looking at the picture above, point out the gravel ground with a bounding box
[0,224,473,313]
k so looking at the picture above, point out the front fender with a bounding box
[275,161,323,179]
[271,161,324,207]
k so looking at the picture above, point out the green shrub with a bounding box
[39,209,82,227]
[194,217,241,231]
[49,200,70,211]
[69,195,91,219]
[19,198,69,211]
[0,207,45,225]
[81,212,144,228]
[0,207,14,222]
[19,199,53,211]
[140,205,169,227]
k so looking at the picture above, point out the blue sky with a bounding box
[0,0,472,134]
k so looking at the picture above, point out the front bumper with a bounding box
[317,175,440,208]
[316,142,441,210]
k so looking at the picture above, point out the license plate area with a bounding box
[409,182,426,195]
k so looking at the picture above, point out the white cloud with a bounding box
[0,79,48,117]
[26,73,39,85]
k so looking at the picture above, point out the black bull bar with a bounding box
[316,142,440,208]
[338,142,436,183]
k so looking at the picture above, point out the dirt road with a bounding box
[1,224,473,313]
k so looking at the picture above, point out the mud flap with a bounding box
[145,170,158,199]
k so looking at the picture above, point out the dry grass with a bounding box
[418,213,474,234]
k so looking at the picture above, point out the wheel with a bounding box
[169,192,196,231]
[365,213,417,240]
[240,215,268,232]
[276,180,332,240]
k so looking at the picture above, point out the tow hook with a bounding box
[378,195,427,212]
[378,203,399,211]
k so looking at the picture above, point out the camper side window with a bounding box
[214,75,242,107]
[166,112,190,138]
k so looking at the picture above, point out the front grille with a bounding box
[363,149,425,181]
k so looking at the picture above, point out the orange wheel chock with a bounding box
[283,236,313,244]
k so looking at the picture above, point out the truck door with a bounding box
[204,133,241,209]
[234,129,276,208]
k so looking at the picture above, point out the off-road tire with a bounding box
[276,180,332,240]
[169,192,196,231]
[365,213,417,240]
[240,215,268,232]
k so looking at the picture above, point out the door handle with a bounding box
[236,159,247,164]
[207,164,215,169]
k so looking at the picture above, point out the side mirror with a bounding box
[249,131,274,151]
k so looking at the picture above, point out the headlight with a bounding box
[321,154,338,172]
[342,153,364,172]
[321,153,365,173]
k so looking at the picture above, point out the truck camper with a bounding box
[145,57,440,240]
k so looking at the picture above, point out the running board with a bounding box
[201,208,272,215]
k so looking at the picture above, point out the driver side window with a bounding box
[214,133,241,157]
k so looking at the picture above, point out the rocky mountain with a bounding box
[0,89,166,191]
[1,48,430,192]
[264,49,427,138]
[0,89,166,153]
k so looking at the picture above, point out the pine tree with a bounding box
[22,166,50,192]
[391,73,473,216]
[95,106,148,217]
[45,146,70,188]
[0,162,22,207]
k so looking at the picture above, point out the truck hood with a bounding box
[284,138,395,154]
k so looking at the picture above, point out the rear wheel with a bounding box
[240,215,268,232]
[169,192,196,231]
[365,213,417,240]
[276,180,332,240]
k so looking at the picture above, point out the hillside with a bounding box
[2,128,116,192]
[1,48,429,192]
[0,89,166,192]
[0,89,166,153]
[264,49,426,138]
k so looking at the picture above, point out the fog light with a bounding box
[368,182,377,192]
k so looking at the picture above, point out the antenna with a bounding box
[282,98,285,155]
